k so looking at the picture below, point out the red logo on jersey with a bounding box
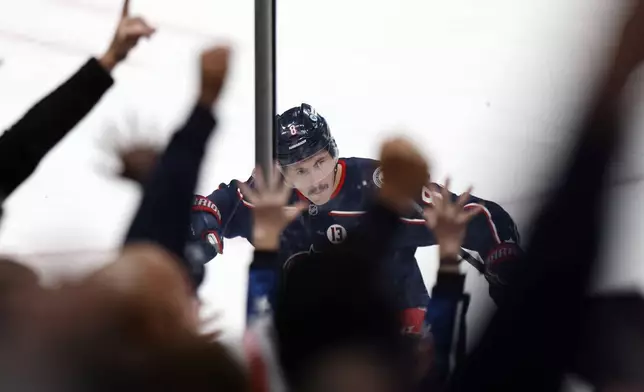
[401,308,426,335]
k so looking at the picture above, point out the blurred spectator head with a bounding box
[275,247,413,392]
[573,294,644,390]
[0,257,39,297]
[0,258,41,339]
[7,244,248,392]
[85,242,200,337]
[69,331,250,392]
[296,345,404,392]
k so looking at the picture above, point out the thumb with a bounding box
[123,22,156,38]
[423,208,437,229]
[285,201,308,222]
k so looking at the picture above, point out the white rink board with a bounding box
[0,0,642,350]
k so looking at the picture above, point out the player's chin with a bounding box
[309,193,331,205]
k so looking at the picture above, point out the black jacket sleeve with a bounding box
[447,78,621,392]
[0,58,114,198]
[124,104,217,289]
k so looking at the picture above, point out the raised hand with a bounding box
[614,0,644,74]
[238,164,307,251]
[423,178,479,268]
[119,146,160,184]
[198,46,232,108]
[378,136,430,214]
[99,0,156,71]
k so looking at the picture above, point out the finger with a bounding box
[456,186,473,208]
[430,189,443,210]
[124,17,154,29]
[200,312,222,326]
[270,162,282,191]
[253,166,266,191]
[422,208,437,229]
[238,182,258,204]
[461,205,482,222]
[277,176,293,202]
[125,16,147,25]
[441,177,451,204]
[428,183,442,200]
[121,0,130,18]
[285,201,308,222]
[124,18,156,36]
[294,200,308,213]
[123,24,156,40]
[201,330,223,342]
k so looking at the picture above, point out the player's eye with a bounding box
[314,158,325,168]
[296,168,307,175]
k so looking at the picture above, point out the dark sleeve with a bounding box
[188,175,257,259]
[339,201,404,262]
[246,201,404,326]
[459,195,524,305]
[0,58,114,197]
[571,293,644,387]
[124,104,216,286]
[447,84,620,392]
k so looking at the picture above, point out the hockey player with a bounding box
[188,103,522,335]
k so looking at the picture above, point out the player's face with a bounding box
[282,150,336,205]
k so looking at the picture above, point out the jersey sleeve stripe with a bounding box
[400,217,427,225]
[328,210,366,216]
[464,203,501,244]
[329,210,427,225]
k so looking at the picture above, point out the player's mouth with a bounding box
[308,183,329,196]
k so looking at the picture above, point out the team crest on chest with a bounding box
[373,166,384,188]
[326,224,347,244]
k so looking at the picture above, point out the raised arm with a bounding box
[124,46,230,289]
[0,0,154,198]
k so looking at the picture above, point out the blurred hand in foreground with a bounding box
[119,145,160,184]
[378,136,430,214]
[423,179,479,268]
[238,165,307,251]
[199,46,232,108]
[99,0,156,71]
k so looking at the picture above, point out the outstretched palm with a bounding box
[423,178,480,260]
[238,165,307,250]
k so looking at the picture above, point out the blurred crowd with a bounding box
[2,1,644,391]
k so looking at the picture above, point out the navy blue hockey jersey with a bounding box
[189,157,522,315]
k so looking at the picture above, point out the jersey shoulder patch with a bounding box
[372,166,384,188]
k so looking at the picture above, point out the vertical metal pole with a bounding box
[255,0,276,182]
[247,1,277,329]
